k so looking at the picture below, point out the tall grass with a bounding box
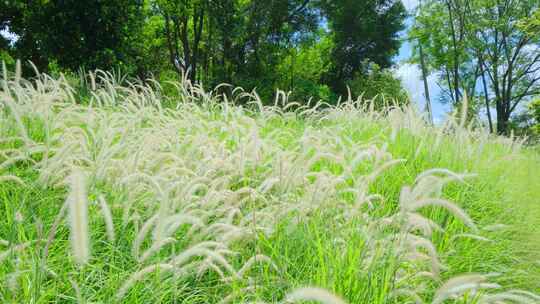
[0,65,538,303]
[65,168,89,265]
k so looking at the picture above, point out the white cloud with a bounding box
[394,63,448,121]
[0,27,19,45]
[395,63,429,104]
[401,0,419,12]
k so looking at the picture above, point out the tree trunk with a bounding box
[190,7,205,84]
[497,111,509,135]
[479,58,493,133]
[419,42,433,124]
[163,14,181,75]
[445,0,461,103]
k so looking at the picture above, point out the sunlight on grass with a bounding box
[0,68,539,303]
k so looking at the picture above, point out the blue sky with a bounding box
[394,0,451,122]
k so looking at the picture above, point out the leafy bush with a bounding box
[347,61,410,109]
[0,51,15,70]
[530,98,540,135]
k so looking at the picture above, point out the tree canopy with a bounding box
[320,0,406,95]
[0,0,409,105]
[410,0,540,134]
[1,1,145,73]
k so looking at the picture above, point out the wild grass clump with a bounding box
[0,65,538,303]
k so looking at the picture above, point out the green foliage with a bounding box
[320,0,406,95]
[409,0,475,105]
[1,0,409,107]
[3,0,145,73]
[518,8,540,35]
[276,33,336,102]
[346,61,410,108]
[530,98,540,136]
[128,5,171,79]
[1,72,539,302]
[0,50,15,70]
[411,0,540,135]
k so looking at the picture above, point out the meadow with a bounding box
[1,66,539,303]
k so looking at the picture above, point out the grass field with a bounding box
[1,69,539,303]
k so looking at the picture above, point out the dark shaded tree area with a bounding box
[1,1,145,73]
[1,0,408,105]
[320,0,406,95]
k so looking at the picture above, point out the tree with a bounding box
[276,31,335,102]
[412,0,540,135]
[319,0,406,95]
[468,1,540,134]
[411,0,479,106]
[1,0,145,73]
[347,61,410,108]
[2,0,409,108]
[155,0,319,91]
[530,98,540,136]
[519,8,540,34]
[211,0,319,96]
[156,0,207,83]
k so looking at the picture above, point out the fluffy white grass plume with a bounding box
[432,274,500,304]
[236,254,278,278]
[66,168,90,265]
[479,290,540,303]
[284,287,348,304]
[115,263,175,300]
[69,278,84,304]
[431,273,540,304]
[138,237,176,262]
[1,66,536,302]
[242,287,348,304]
[132,214,158,258]
[409,198,477,231]
[0,153,35,186]
[0,154,37,171]
[116,242,240,299]
[98,195,115,243]
[0,241,35,263]
[0,73,31,144]
[0,175,26,186]
[398,169,478,232]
